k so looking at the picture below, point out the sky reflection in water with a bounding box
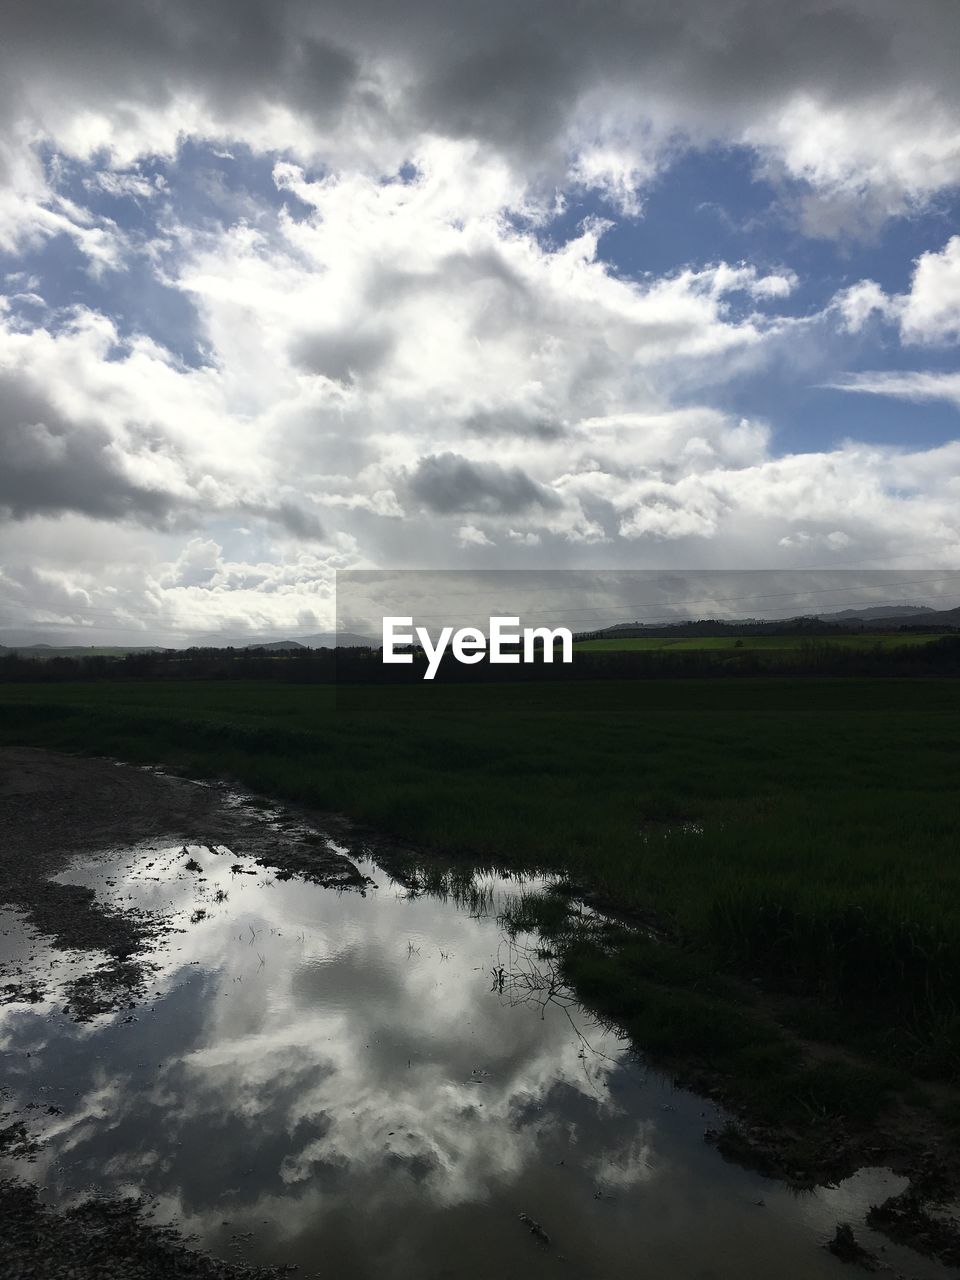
[0,842,949,1280]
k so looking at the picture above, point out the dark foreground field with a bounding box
[2,677,960,1211]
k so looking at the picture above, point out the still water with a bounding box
[0,833,952,1279]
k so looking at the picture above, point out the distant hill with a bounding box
[242,639,306,652]
[6,604,956,656]
[891,605,960,628]
[824,604,960,629]
[0,628,162,647]
[579,604,960,641]
[299,631,377,649]
[187,630,376,650]
[817,605,937,622]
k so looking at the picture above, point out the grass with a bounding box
[500,891,911,1136]
[2,676,959,1092]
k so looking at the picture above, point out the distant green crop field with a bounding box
[573,632,945,652]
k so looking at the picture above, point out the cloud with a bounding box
[2,2,960,237]
[0,151,129,270]
[2,5,960,640]
[456,524,494,548]
[778,529,852,551]
[166,537,222,588]
[4,145,782,639]
[833,235,960,344]
[834,279,895,332]
[0,311,326,541]
[464,409,567,441]
[288,328,394,384]
[0,367,187,526]
[900,235,960,344]
[408,453,560,516]
[828,370,960,408]
[83,169,163,201]
[243,500,326,541]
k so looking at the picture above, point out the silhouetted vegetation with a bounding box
[3,632,960,682]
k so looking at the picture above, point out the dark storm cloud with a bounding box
[2,1,958,165]
[1,0,361,131]
[408,452,560,515]
[395,0,955,150]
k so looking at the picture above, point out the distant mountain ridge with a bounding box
[243,639,306,651]
[4,605,958,654]
[187,630,376,649]
[842,604,960,628]
[579,603,960,641]
[816,605,937,622]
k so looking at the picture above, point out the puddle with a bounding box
[0,840,953,1279]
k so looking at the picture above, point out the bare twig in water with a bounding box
[518,1212,551,1246]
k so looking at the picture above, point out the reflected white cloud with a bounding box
[1,842,949,1280]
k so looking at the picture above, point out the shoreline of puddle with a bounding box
[1,806,955,1280]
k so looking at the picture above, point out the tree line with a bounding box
[4,635,960,683]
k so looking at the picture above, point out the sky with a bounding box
[1,0,960,643]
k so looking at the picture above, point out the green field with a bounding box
[2,676,959,1136]
[573,632,946,652]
